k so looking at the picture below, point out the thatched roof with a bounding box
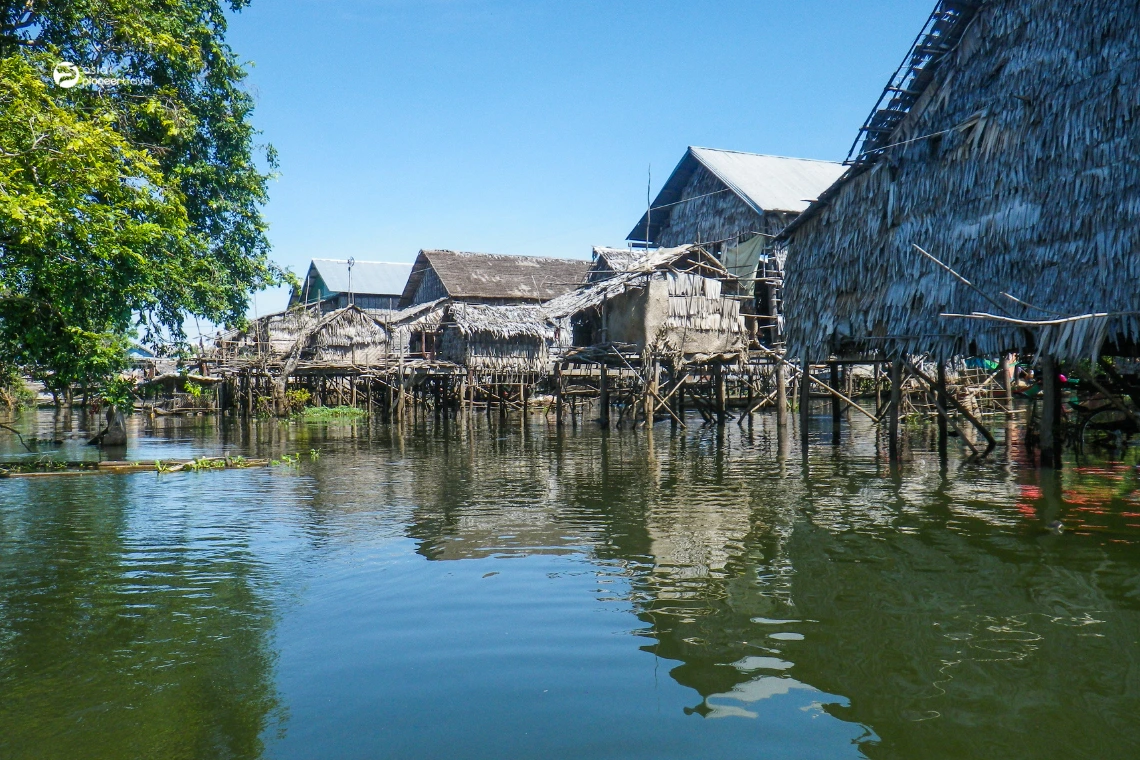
[399,249,591,306]
[215,305,321,358]
[545,245,730,319]
[447,303,554,341]
[588,247,644,281]
[781,0,1140,361]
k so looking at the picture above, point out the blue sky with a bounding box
[224,0,932,317]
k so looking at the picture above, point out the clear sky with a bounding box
[224,0,933,316]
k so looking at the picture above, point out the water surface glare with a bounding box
[2,410,1140,759]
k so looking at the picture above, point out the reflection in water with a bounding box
[2,408,1140,758]
[0,471,287,759]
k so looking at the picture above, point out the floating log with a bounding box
[0,457,271,478]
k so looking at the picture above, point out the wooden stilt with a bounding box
[776,359,788,431]
[889,358,902,461]
[714,362,726,425]
[936,361,948,457]
[1000,353,1014,415]
[1040,355,1061,468]
[599,362,610,428]
[829,360,841,444]
[799,360,811,440]
[555,363,564,428]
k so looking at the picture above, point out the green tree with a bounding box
[0,1,288,388]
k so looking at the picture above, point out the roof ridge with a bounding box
[689,146,842,165]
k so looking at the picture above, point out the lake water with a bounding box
[2,408,1139,759]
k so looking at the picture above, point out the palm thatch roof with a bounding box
[399,249,591,306]
[447,303,554,341]
[545,245,731,319]
[781,0,1140,361]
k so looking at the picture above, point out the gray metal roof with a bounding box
[628,147,846,242]
[310,259,412,296]
[689,148,846,214]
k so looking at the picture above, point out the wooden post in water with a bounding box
[829,360,841,444]
[1000,353,1014,414]
[889,358,903,461]
[555,363,564,428]
[714,362,726,425]
[799,360,811,440]
[775,359,788,432]
[599,362,610,428]
[1040,355,1061,469]
[936,361,949,457]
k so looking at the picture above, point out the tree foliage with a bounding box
[0,0,287,386]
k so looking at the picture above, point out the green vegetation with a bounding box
[299,406,366,421]
[0,2,289,392]
[284,388,311,415]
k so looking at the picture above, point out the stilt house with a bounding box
[439,303,554,372]
[781,0,1140,362]
[216,305,393,366]
[289,259,413,312]
[545,245,747,360]
[627,147,844,346]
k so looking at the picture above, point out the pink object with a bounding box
[1058,374,1068,383]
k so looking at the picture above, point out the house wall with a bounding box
[601,274,744,356]
[410,268,449,306]
[440,327,547,371]
[655,163,767,253]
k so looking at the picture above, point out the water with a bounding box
[2,408,1140,759]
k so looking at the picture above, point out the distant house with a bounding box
[545,245,746,359]
[627,147,845,256]
[626,148,845,346]
[290,259,413,312]
[398,249,592,308]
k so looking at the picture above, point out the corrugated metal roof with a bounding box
[310,259,412,296]
[689,147,846,214]
[628,147,846,242]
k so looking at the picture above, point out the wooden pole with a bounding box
[555,363,564,428]
[1000,353,1014,413]
[936,361,948,457]
[799,360,810,440]
[775,359,788,431]
[889,358,902,462]
[1040,355,1060,469]
[599,362,610,428]
[714,362,726,425]
[829,360,841,444]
